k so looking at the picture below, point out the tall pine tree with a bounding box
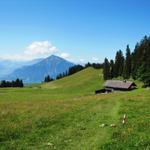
[110,59,115,79]
[103,58,110,80]
[123,45,131,79]
[114,50,124,77]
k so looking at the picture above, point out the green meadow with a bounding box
[0,67,149,150]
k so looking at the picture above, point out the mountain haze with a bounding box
[0,58,44,78]
[3,55,74,83]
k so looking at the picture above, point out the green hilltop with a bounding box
[0,67,149,149]
[42,67,103,94]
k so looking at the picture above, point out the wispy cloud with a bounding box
[79,59,85,63]
[59,53,70,59]
[91,57,100,62]
[1,41,58,61]
[0,41,101,64]
[25,41,57,57]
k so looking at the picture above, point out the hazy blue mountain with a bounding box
[0,58,43,78]
[22,58,44,66]
[3,55,74,83]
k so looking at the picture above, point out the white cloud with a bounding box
[1,41,58,61]
[0,41,93,64]
[59,53,70,59]
[79,59,85,62]
[24,41,57,57]
[75,59,86,65]
[91,57,99,62]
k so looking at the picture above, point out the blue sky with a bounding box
[0,0,150,63]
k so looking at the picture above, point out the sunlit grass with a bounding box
[0,67,149,149]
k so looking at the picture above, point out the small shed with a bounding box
[104,80,137,91]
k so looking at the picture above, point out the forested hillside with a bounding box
[103,36,150,86]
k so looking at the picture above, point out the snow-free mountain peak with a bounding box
[2,55,75,83]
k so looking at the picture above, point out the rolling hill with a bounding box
[41,67,103,94]
[0,67,149,149]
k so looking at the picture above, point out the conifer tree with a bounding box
[103,58,110,80]
[44,75,53,82]
[123,45,131,79]
[114,50,124,77]
[110,59,115,79]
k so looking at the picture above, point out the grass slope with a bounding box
[0,67,149,150]
[41,67,103,94]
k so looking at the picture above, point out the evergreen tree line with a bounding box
[0,78,24,88]
[44,75,54,82]
[44,65,84,82]
[103,36,150,87]
[84,62,103,69]
[44,62,103,82]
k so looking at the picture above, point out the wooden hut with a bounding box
[104,80,137,91]
[95,80,137,94]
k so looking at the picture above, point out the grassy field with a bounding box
[0,67,149,150]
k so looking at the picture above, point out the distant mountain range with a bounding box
[0,58,43,78]
[1,55,74,83]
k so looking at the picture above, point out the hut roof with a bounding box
[104,80,136,90]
